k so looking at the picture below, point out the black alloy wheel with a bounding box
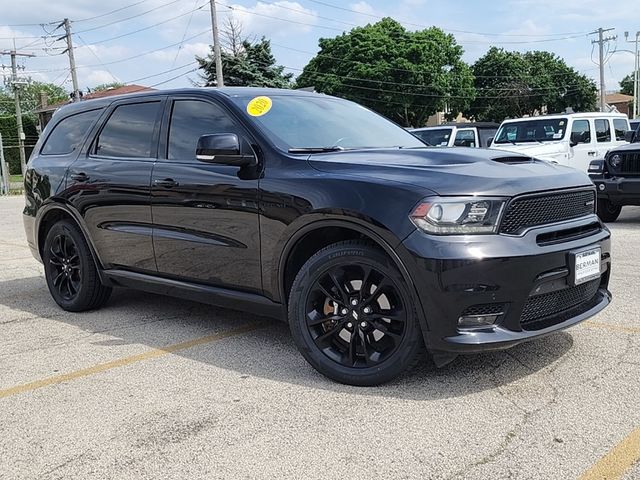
[306,264,407,368]
[43,219,112,312]
[289,241,424,386]
[48,232,82,301]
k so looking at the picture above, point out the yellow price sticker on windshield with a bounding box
[247,96,273,117]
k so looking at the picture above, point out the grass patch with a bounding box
[10,175,22,183]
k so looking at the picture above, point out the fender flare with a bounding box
[35,201,106,276]
[276,218,432,334]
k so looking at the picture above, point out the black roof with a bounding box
[410,122,499,131]
[51,87,320,118]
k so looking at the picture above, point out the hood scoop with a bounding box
[491,156,534,164]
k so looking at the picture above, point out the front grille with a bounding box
[520,278,601,330]
[617,151,640,175]
[461,303,506,317]
[500,189,595,235]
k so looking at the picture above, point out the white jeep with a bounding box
[491,113,630,172]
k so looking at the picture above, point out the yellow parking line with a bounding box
[578,427,640,480]
[0,322,267,400]
[583,321,640,334]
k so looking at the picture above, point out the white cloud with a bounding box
[86,69,121,85]
[228,1,319,37]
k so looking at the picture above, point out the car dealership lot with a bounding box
[0,194,639,480]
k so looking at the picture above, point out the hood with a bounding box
[490,141,567,158]
[307,147,592,197]
[608,142,639,153]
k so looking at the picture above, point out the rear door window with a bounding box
[41,109,102,155]
[95,102,161,158]
[613,118,629,141]
[595,119,612,143]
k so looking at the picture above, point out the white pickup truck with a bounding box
[490,113,630,172]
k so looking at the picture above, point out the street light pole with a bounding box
[625,31,640,119]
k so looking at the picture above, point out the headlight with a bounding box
[609,154,622,168]
[410,197,506,234]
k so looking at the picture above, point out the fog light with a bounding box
[458,314,500,329]
[599,184,605,191]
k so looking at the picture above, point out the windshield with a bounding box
[494,118,568,144]
[411,128,452,147]
[231,94,425,151]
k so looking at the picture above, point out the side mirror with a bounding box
[196,133,256,167]
[624,130,636,143]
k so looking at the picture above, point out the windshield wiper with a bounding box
[288,146,345,153]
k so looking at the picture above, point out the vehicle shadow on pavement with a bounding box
[0,275,574,400]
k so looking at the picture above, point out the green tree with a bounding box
[0,115,38,174]
[295,18,475,127]
[0,81,68,116]
[620,74,634,96]
[91,82,125,93]
[197,37,293,88]
[468,48,597,122]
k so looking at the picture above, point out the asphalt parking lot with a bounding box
[0,195,639,480]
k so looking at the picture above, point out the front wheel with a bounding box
[288,241,424,386]
[597,199,621,223]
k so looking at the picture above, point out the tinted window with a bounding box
[613,119,629,141]
[168,100,238,160]
[96,102,160,158]
[412,128,452,146]
[477,128,497,147]
[41,109,102,155]
[571,120,591,144]
[454,129,476,147]
[595,119,611,143]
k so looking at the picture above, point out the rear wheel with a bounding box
[42,219,112,312]
[597,199,621,223]
[288,241,424,386]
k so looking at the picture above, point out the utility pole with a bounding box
[625,31,640,119]
[591,28,617,112]
[209,0,224,87]
[59,19,80,101]
[0,133,9,195]
[1,49,35,175]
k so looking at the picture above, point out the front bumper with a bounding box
[591,176,640,206]
[400,214,611,354]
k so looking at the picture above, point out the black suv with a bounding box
[589,122,640,222]
[24,88,611,385]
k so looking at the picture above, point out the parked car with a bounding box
[589,121,640,222]
[629,119,640,135]
[24,88,611,386]
[491,113,630,172]
[409,123,498,148]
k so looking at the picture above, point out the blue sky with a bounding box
[1,0,639,103]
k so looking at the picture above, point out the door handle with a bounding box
[70,172,90,182]
[588,151,597,156]
[154,178,178,188]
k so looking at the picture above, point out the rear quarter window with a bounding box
[613,118,629,141]
[41,109,102,156]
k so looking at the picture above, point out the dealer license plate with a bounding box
[574,248,601,285]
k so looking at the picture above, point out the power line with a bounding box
[74,0,153,23]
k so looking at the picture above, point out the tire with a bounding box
[288,240,424,386]
[597,199,622,223]
[42,219,112,312]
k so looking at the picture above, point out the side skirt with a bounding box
[102,270,286,321]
